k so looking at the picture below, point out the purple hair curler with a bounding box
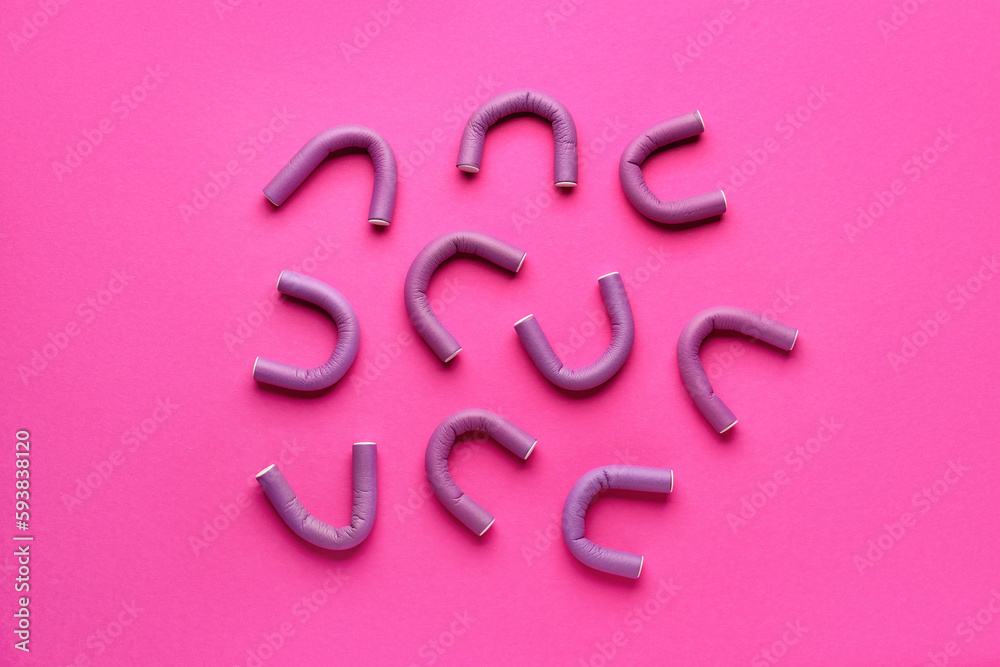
[263,125,398,226]
[425,409,537,536]
[562,465,674,579]
[457,89,578,188]
[404,231,526,363]
[514,272,635,391]
[253,270,360,391]
[677,306,799,433]
[619,111,727,224]
[256,442,377,550]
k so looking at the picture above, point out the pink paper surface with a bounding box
[2,1,999,665]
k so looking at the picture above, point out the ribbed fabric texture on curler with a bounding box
[425,409,537,536]
[677,306,799,433]
[404,231,526,363]
[457,89,578,187]
[562,465,674,579]
[263,125,398,226]
[514,272,635,391]
[619,111,728,224]
[256,442,377,550]
[253,270,360,391]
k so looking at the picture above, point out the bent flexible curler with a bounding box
[457,89,578,187]
[256,442,377,550]
[562,465,674,579]
[677,306,798,433]
[404,231,526,363]
[514,272,635,391]
[263,125,397,226]
[425,409,537,536]
[253,270,360,391]
[619,112,727,224]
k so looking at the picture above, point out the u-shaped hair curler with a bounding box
[256,442,377,550]
[562,465,674,579]
[263,125,398,226]
[677,306,799,433]
[425,409,537,536]
[619,111,727,224]
[514,272,635,391]
[404,230,526,363]
[253,270,360,391]
[457,89,578,187]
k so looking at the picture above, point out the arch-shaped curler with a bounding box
[677,306,799,433]
[457,89,578,187]
[514,272,635,391]
[256,442,377,550]
[425,409,537,536]
[253,270,360,391]
[619,111,728,224]
[263,125,398,226]
[562,465,674,579]
[404,231,526,363]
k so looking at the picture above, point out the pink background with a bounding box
[2,0,999,665]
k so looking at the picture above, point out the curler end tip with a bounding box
[513,313,535,327]
[515,252,527,273]
[478,517,496,536]
[789,329,799,351]
[457,164,480,173]
[256,464,276,479]
[368,218,390,226]
[635,556,644,579]
[598,271,621,281]
[693,109,705,131]
[443,348,463,363]
[555,181,577,188]
[524,440,537,460]
[719,419,738,434]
